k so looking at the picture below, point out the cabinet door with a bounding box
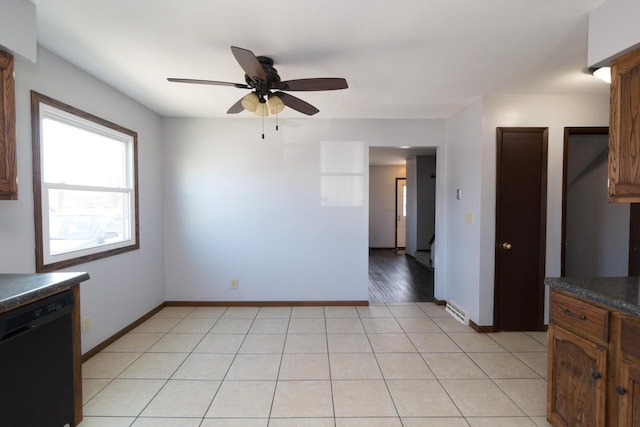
[548,325,607,427]
[0,50,17,200]
[609,47,640,202]
[618,361,640,426]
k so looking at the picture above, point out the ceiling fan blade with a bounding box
[167,78,250,89]
[231,46,267,82]
[273,92,319,116]
[227,97,245,114]
[277,78,348,91]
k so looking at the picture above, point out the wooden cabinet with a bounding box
[0,49,17,200]
[548,290,609,427]
[609,47,640,202]
[548,325,608,426]
[548,290,640,426]
[617,360,640,426]
[613,314,640,426]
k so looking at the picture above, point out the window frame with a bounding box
[31,91,140,272]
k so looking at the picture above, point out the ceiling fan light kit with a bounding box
[254,103,269,118]
[168,46,348,138]
[241,93,259,112]
[268,95,285,115]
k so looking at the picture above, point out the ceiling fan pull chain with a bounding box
[262,113,265,140]
[276,113,279,131]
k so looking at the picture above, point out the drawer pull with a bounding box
[591,369,602,380]
[616,386,628,395]
[563,308,586,321]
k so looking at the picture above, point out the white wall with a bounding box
[442,94,609,326]
[163,118,444,302]
[433,146,447,300]
[588,0,640,66]
[478,94,609,326]
[405,159,417,256]
[0,47,165,353]
[0,0,36,61]
[369,165,406,248]
[443,99,483,322]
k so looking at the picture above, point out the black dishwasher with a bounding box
[0,290,75,427]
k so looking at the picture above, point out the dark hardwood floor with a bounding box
[368,248,434,303]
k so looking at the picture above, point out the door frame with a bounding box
[394,177,406,251]
[560,127,609,276]
[494,127,548,331]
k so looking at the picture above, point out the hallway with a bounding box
[369,249,434,303]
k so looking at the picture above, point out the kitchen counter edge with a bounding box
[0,272,90,313]
[545,276,640,317]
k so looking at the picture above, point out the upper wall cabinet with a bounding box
[609,47,640,203]
[0,50,17,200]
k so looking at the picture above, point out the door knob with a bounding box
[501,242,512,250]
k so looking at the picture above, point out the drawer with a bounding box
[620,316,640,362]
[550,290,609,343]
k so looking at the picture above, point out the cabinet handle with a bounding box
[591,369,602,380]
[563,308,586,321]
[616,386,628,395]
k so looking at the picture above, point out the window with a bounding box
[31,92,139,272]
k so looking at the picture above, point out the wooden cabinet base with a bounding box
[548,324,607,426]
[548,290,640,426]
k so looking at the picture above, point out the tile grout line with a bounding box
[265,308,292,423]
[324,306,338,427]
[81,312,189,419]
[80,304,551,427]
[363,303,405,426]
[130,306,212,424]
[408,303,471,424]
[195,306,247,424]
[411,302,471,423]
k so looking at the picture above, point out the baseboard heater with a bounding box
[445,300,469,325]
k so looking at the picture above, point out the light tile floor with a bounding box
[79,303,553,427]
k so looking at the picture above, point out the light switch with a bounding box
[465,212,473,224]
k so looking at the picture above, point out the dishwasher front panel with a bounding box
[0,290,75,427]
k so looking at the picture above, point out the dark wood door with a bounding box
[630,204,640,276]
[548,325,607,427]
[495,127,547,331]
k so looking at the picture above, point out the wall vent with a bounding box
[445,300,468,325]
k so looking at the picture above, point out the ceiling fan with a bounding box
[167,46,348,118]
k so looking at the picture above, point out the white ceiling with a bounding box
[32,0,609,121]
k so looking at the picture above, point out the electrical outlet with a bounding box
[82,316,91,333]
[230,279,239,289]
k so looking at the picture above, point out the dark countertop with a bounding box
[0,272,90,313]
[545,276,640,317]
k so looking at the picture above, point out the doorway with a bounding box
[368,147,437,303]
[395,178,407,252]
[494,128,548,331]
[562,127,631,277]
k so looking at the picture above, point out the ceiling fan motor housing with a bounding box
[245,56,281,95]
